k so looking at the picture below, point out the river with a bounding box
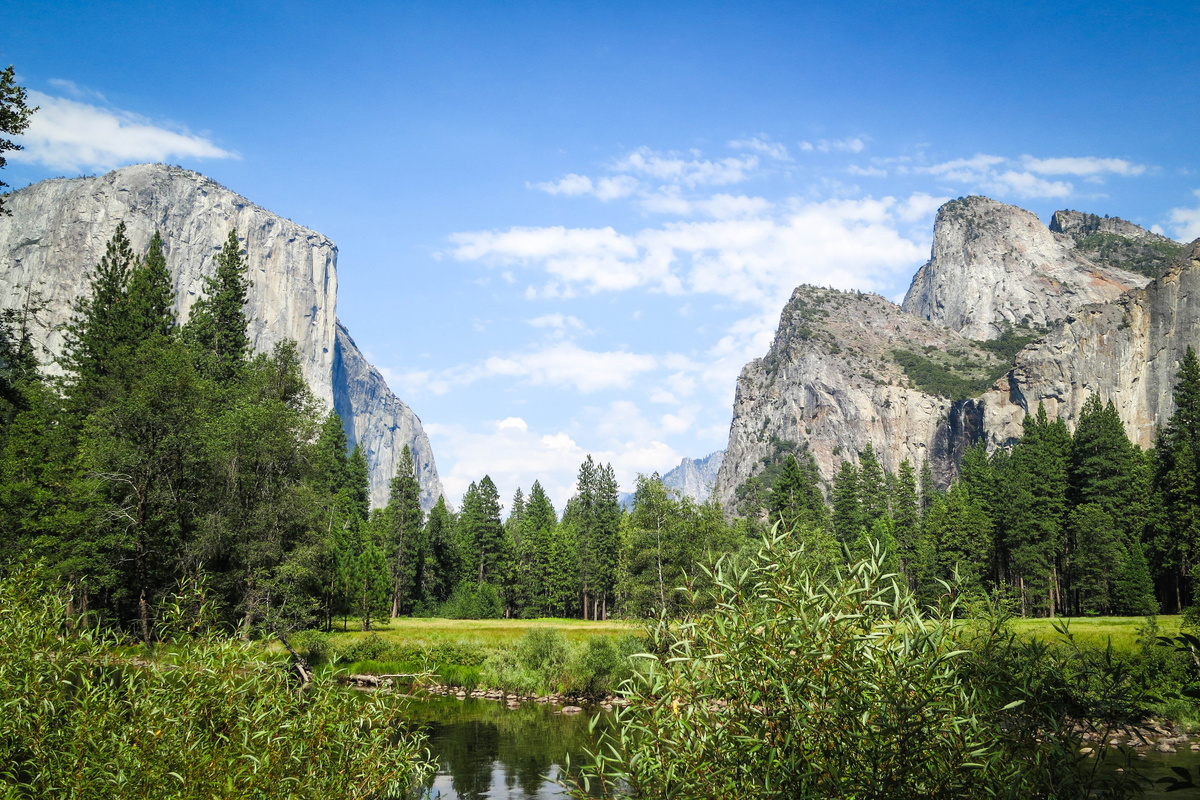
[403,696,610,799]
[400,695,1200,799]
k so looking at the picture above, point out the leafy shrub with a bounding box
[437,581,503,619]
[335,632,391,664]
[482,627,575,695]
[288,629,332,664]
[481,649,543,694]
[562,536,1061,799]
[567,636,620,697]
[0,566,432,799]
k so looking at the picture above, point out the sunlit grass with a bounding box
[1007,614,1182,653]
[267,617,638,664]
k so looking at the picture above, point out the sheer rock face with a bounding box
[712,286,1004,511]
[713,191,1200,517]
[333,323,441,510]
[901,196,1147,340]
[661,451,724,503]
[980,241,1200,451]
[0,164,443,510]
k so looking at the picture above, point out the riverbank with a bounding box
[279,617,643,701]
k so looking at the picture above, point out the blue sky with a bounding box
[4,1,1199,509]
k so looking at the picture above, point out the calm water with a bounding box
[398,694,1200,799]
[403,696,610,800]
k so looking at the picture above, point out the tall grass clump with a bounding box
[483,627,572,694]
[0,566,433,800]
[563,536,1151,799]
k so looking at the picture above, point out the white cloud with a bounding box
[530,173,594,196]
[450,225,655,293]
[985,171,1071,199]
[15,89,235,171]
[847,164,887,177]
[426,408,682,509]
[452,194,927,307]
[728,136,790,160]
[527,312,586,330]
[391,339,662,395]
[694,193,773,219]
[613,146,759,187]
[896,192,950,223]
[484,342,657,392]
[1021,156,1146,177]
[800,137,866,154]
[1167,190,1200,241]
[917,152,1147,200]
[921,154,1006,183]
[530,173,639,201]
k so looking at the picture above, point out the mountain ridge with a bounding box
[0,163,443,510]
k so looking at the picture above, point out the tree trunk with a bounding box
[582,589,589,620]
[139,590,150,643]
[1048,566,1056,619]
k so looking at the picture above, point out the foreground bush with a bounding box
[0,568,433,800]
[564,537,1124,799]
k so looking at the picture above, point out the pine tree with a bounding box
[0,64,36,216]
[1069,503,1124,615]
[768,452,827,533]
[422,497,457,603]
[461,476,504,586]
[126,231,176,341]
[520,481,557,617]
[1152,347,1200,612]
[384,445,424,616]
[61,222,140,410]
[592,462,622,619]
[347,444,370,522]
[890,460,921,584]
[185,228,251,383]
[831,461,862,544]
[919,458,939,513]
[924,481,992,590]
[857,444,889,527]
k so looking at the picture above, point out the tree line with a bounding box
[746,352,1200,617]
[0,224,749,635]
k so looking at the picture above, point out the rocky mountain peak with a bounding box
[901,195,1148,340]
[1050,208,1184,279]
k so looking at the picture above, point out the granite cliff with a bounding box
[980,240,1200,452]
[712,285,1006,510]
[715,195,1197,515]
[661,451,724,503]
[901,196,1148,340]
[0,164,442,510]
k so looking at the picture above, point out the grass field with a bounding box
[322,616,637,650]
[1007,615,1183,653]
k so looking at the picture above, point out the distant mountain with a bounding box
[0,164,444,510]
[661,451,725,503]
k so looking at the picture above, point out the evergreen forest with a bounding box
[6,225,1200,636]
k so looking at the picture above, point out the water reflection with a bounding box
[403,696,609,800]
